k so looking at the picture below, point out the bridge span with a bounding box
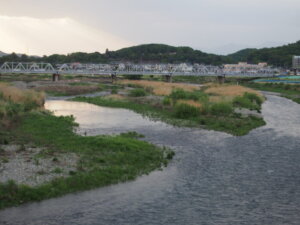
[0,62,279,77]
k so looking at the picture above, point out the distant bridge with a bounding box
[0,62,279,77]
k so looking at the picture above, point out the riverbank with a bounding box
[242,82,300,104]
[0,83,173,210]
[73,80,266,136]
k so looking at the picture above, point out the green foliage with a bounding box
[119,131,145,138]
[233,96,255,110]
[0,112,172,209]
[242,82,300,104]
[244,92,263,105]
[52,168,63,174]
[169,89,208,102]
[2,41,300,66]
[228,40,300,67]
[129,88,147,97]
[232,92,263,111]
[209,102,234,116]
[173,103,199,119]
[163,96,171,105]
[73,96,266,136]
[111,86,118,94]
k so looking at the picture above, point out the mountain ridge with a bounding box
[0,41,299,67]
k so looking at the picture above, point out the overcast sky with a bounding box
[0,0,299,55]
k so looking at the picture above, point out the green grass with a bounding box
[169,89,208,102]
[129,88,147,97]
[0,111,172,209]
[232,92,263,111]
[242,82,300,104]
[72,96,265,136]
[209,102,234,115]
[173,103,200,119]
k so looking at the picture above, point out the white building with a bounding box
[292,56,300,69]
[224,62,268,73]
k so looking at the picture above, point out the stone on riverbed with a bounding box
[0,144,79,186]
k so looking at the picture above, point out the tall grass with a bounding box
[129,88,147,97]
[0,83,45,124]
[120,80,199,96]
[169,89,208,102]
[173,103,200,118]
[205,84,262,98]
[0,83,44,107]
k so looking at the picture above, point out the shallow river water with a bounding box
[0,95,300,225]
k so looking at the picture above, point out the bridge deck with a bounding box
[0,62,279,77]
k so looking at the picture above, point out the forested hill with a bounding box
[0,41,299,67]
[228,41,300,67]
[108,44,231,65]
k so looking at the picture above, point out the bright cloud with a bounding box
[0,15,132,55]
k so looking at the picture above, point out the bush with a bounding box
[111,87,118,94]
[233,92,262,111]
[163,97,171,105]
[233,96,254,109]
[173,103,199,119]
[209,102,233,116]
[129,88,147,97]
[170,89,208,102]
[244,92,263,105]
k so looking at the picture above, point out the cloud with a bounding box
[0,15,132,55]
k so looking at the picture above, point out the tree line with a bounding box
[0,41,299,67]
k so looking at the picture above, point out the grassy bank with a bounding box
[0,82,45,128]
[73,82,266,136]
[0,84,173,210]
[243,82,300,104]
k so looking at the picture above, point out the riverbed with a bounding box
[0,94,299,225]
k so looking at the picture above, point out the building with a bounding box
[223,62,268,73]
[292,56,300,69]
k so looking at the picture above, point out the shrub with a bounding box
[173,103,199,119]
[163,97,171,105]
[233,92,263,111]
[170,89,208,102]
[233,96,254,109]
[244,92,263,105]
[111,87,118,94]
[209,102,233,116]
[129,88,147,97]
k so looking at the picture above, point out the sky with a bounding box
[0,0,299,56]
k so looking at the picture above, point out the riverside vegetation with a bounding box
[73,80,265,136]
[0,82,173,210]
[243,82,300,104]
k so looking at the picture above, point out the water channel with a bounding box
[0,94,299,225]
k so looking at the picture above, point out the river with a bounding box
[0,95,299,225]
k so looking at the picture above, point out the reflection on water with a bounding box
[45,100,168,135]
[1,95,300,225]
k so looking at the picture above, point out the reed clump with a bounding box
[120,80,199,96]
[0,83,45,125]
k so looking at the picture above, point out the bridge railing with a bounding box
[0,62,279,77]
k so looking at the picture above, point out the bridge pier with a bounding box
[52,73,60,82]
[217,75,225,84]
[111,73,117,83]
[293,69,298,76]
[164,75,172,83]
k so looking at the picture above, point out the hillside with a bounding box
[228,41,300,67]
[0,41,299,67]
